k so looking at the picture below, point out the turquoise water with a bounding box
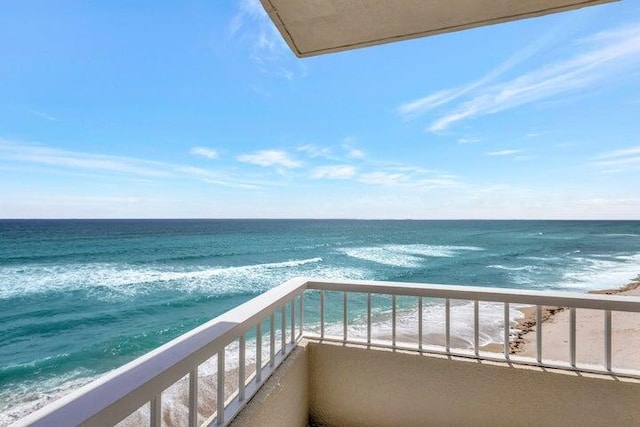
[1,219,639,423]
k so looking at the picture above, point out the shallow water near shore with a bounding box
[1,219,639,424]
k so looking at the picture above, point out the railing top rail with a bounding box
[305,278,640,312]
[14,277,308,427]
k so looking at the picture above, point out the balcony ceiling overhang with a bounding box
[260,0,618,58]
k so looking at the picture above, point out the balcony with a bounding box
[13,278,640,426]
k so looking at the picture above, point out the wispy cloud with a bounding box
[432,23,640,132]
[399,21,640,132]
[590,145,640,172]
[202,179,262,190]
[342,137,365,159]
[229,0,296,78]
[597,146,640,159]
[359,172,407,186]
[190,146,219,159]
[358,168,463,191]
[487,149,522,156]
[0,139,260,189]
[311,165,356,179]
[458,137,482,144]
[0,139,170,177]
[297,144,333,159]
[346,148,365,159]
[27,109,57,122]
[397,29,561,121]
[237,150,302,168]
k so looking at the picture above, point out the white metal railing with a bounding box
[304,279,640,376]
[12,277,640,427]
[13,277,307,427]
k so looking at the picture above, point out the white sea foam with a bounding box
[521,256,564,262]
[487,264,538,272]
[338,244,483,267]
[385,244,483,257]
[555,253,640,291]
[0,258,371,300]
[338,247,424,267]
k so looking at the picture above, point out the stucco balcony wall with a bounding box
[234,340,640,427]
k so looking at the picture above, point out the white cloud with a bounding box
[383,164,436,174]
[311,165,356,179]
[342,137,365,159]
[190,146,219,159]
[358,168,464,190]
[597,146,640,159]
[590,145,640,171]
[396,89,460,120]
[237,150,302,168]
[0,139,170,177]
[0,139,259,189]
[229,0,296,79]
[202,179,263,190]
[576,197,640,208]
[397,29,560,121]
[458,137,482,144]
[297,144,333,159]
[359,172,408,186]
[401,21,640,132]
[487,149,522,156]
[347,148,364,159]
[27,109,57,122]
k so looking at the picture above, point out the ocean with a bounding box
[1,219,639,424]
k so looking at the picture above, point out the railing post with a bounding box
[239,335,246,402]
[188,368,198,427]
[217,351,225,426]
[445,298,451,353]
[291,298,296,344]
[570,307,576,368]
[256,322,262,383]
[504,302,510,359]
[418,296,423,351]
[392,295,397,347]
[270,314,275,367]
[605,309,612,371]
[536,305,542,364]
[320,291,325,339]
[343,292,348,342]
[367,293,372,345]
[280,305,287,354]
[281,306,286,354]
[474,300,479,356]
[150,394,161,427]
[299,293,304,338]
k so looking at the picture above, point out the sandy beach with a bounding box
[512,277,640,371]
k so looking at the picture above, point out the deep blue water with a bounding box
[1,219,639,423]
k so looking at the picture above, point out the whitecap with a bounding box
[0,257,372,300]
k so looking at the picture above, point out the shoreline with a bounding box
[509,276,640,369]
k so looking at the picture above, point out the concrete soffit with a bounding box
[260,0,619,58]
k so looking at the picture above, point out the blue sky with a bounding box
[1,0,639,219]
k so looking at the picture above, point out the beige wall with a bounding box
[308,342,640,427]
[233,341,640,427]
[229,345,308,427]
